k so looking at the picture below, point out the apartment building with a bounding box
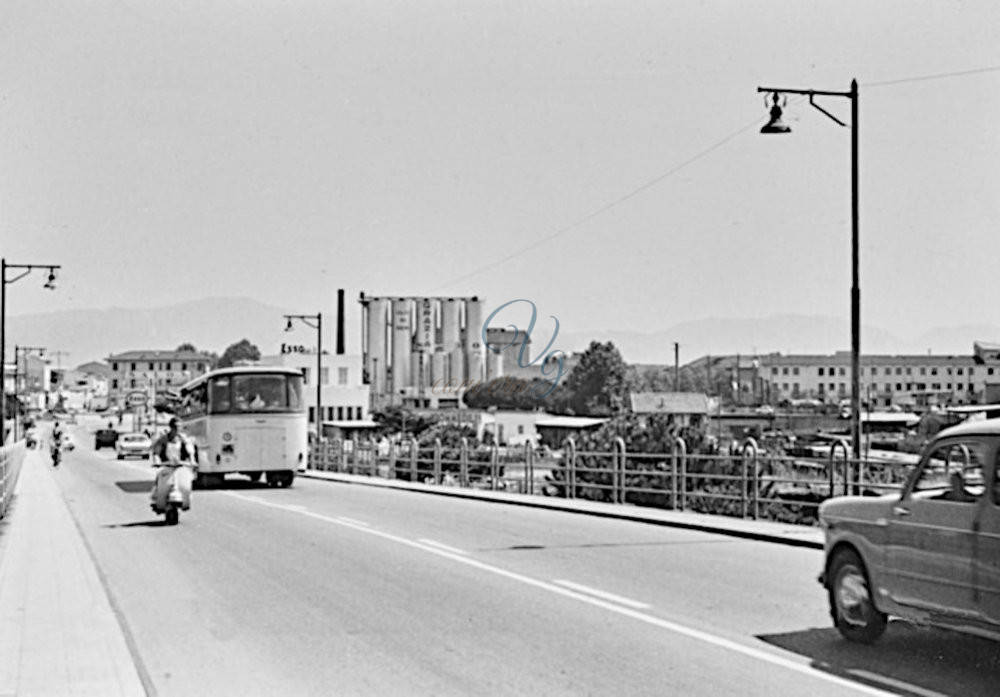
[758,342,1000,408]
[106,350,212,407]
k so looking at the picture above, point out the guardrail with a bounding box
[0,441,27,520]
[309,436,915,525]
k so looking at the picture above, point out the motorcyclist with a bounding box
[50,422,64,466]
[150,417,196,512]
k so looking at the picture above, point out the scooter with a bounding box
[150,457,194,526]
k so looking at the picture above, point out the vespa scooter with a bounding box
[151,447,194,526]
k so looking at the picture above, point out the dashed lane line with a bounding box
[221,491,894,696]
[417,539,468,555]
[551,579,650,609]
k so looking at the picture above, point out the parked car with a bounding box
[94,428,119,450]
[819,417,1000,644]
[116,433,152,460]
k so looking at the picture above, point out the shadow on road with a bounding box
[115,480,153,494]
[116,478,276,494]
[103,519,172,528]
[757,622,1000,696]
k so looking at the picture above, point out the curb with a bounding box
[298,470,824,551]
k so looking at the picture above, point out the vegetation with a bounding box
[217,339,261,368]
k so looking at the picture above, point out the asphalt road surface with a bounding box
[49,420,1000,696]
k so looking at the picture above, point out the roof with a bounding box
[944,403,1000,414]
[107,350,209,361]
[629,392,710,415]
[860,412,919,425]
[937,416,1000,439]
[535,416,608,429]
[180,365,305,389]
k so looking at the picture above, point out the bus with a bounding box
[177,366,307,488]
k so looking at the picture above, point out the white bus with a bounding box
[177,366,307,488]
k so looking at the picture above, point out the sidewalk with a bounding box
[0,449,146,697]
[299,469,826,550]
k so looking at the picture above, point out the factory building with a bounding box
[359,294,529,410]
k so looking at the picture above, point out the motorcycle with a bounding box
[150,455,194,525]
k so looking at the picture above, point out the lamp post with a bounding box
[1,260,60,444]
[13,345,45,440]
[284,313,323,441]
[756,80,862,470]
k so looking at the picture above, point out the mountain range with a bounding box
[6,297,999,368]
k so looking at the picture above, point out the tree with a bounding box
[371,406,436,439]
[561,341,630,416]
[176,342,198,352]
[218,339,261,368]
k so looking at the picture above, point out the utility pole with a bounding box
[673,343,680,391]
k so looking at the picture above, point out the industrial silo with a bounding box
[442,298,463,383]
[391,298,413,392]
[365,297,389,395]
[464,298,485,382]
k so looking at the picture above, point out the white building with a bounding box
[259,350,371,435]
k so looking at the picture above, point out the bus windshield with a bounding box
[208,373,304,414]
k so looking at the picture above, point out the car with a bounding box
[94,428,119,450]
[116,433,152,460]
[61,432,76,451]
[819,417,1000,644]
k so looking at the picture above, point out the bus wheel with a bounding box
[277,472,294,488]
[247,472,262,483]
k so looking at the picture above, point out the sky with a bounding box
[1,0,998,354]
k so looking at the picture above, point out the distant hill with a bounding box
[6,300,999,369]
[557,315,1000,365]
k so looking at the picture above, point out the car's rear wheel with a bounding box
[828,548,887,643]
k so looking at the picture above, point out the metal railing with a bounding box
[309,436,915,525]
[0,441,27,519]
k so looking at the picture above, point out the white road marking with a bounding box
[417,539,468,555]
[848,670,949,697]
[223,491,892,695]
[552,579,649,609]
[336,516,369,527]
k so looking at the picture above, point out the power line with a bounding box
[863,65,1000,87]
[432,114,766,292]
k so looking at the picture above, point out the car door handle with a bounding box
[892,505,911,517]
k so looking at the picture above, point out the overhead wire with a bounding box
[432,112,770,292]
[862,64,1000,87]
[433,61,1000,291]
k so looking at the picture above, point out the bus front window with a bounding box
[233,374,299,413]
[209,377,232,414]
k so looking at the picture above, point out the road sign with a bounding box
[125,390,148,407]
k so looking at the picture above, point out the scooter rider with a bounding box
[50,423,64,466]
[150,417,196,512]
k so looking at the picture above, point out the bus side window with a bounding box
[210,378,231,414]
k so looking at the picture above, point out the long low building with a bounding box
[749,341,1000,408]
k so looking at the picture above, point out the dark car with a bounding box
[819,417,1000,644]
[94,428,119,450]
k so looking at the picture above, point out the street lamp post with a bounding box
[284,313,323,441]
[1,260,60,444]
[13,345,45,440]
[756,80,862,471]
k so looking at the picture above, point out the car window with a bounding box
[913,438,986,503]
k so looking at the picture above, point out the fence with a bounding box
[0,442,27,520]
[310,436,915,525]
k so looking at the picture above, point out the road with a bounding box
[48,419,1000,696]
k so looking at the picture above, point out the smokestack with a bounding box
[337,289,345,355]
